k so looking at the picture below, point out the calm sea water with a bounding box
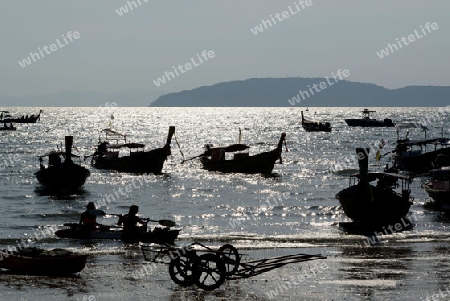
[0,107,449,301]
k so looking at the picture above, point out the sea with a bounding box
[0,107,449,301]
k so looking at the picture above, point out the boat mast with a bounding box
[65,136,73,164]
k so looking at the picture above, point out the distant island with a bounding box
[150,78,450,107]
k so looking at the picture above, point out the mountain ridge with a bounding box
[150,78,450,107]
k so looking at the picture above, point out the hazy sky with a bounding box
[1,0,449,101]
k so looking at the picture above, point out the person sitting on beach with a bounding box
[79,202,107,230]
[117,205,147,241]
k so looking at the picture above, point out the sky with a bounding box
[0,0,449,105]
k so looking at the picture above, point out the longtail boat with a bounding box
[336,148,413,226]
[35,136,90,194]
[199,133,287,173]
[0,247,88,275]
[91,126,175,174]
[392,138,450,173]
[0,110,42,123]
[301,111,331,132]
[421,167,450,211]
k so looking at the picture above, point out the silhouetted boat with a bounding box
[200,133,287,173]
[345,109,394,127]
[35,136,90,194]
[336,148,413,226]
[0,110,42,123]
[91,126,175,174]
[421,167,450,211]
[0,247,88,275]
[392,138,450,173]
[301,111,331,132]
[55,223,180,244]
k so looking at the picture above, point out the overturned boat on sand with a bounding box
[0,247,88,275]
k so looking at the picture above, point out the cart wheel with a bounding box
[169,255,198,287]
[218,244,240,276]
[194,253,226,291]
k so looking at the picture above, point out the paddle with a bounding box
[181,153,205,164]
[108,214,176,227]
[381,150,394,157]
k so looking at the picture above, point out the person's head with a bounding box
[129,205,139,215]
[86,202,95,210]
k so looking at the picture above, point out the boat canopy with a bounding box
[211,144,250,152]
[39,151,81,158]
[101,128,126,137]
[349,172,412,182]
[429,168,450,180]
[397,138,450,147]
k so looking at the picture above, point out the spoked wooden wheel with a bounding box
[218,244,240,276]
[169,254,198,287]
[194,253,226,291]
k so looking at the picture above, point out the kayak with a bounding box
[55,223,180,244]
[0,247,88,275]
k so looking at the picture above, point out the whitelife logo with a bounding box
[250,0,313,35]
[153,50,215,87]
[18,31,81,68]
[376,22,439,58]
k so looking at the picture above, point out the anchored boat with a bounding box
[199,133,287,173]
[0,110,42,123]
[345,109,395,127]
[421,167,450,211]
[35,136,90,194]
[91,126,175,174]
[392,138,450,174]
[336,148,413,226]
[301,111,331,132]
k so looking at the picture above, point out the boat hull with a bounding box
[302,123,331,132]
[200,149,280,173]
[393,148,450,173]
[1,112,41,124]
[92,147,170,174]
[35,163,90,194]
[422,183,450,211]
[345,119,394,127]
[0,253,88,274]
[55,227,180,244]
[336,184,412,225]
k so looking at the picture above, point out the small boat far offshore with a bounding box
[301,111,331,132]
[91,126,175,174]
[200,132,288,174]
[0,110,42,123]
[345,109,395,127]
